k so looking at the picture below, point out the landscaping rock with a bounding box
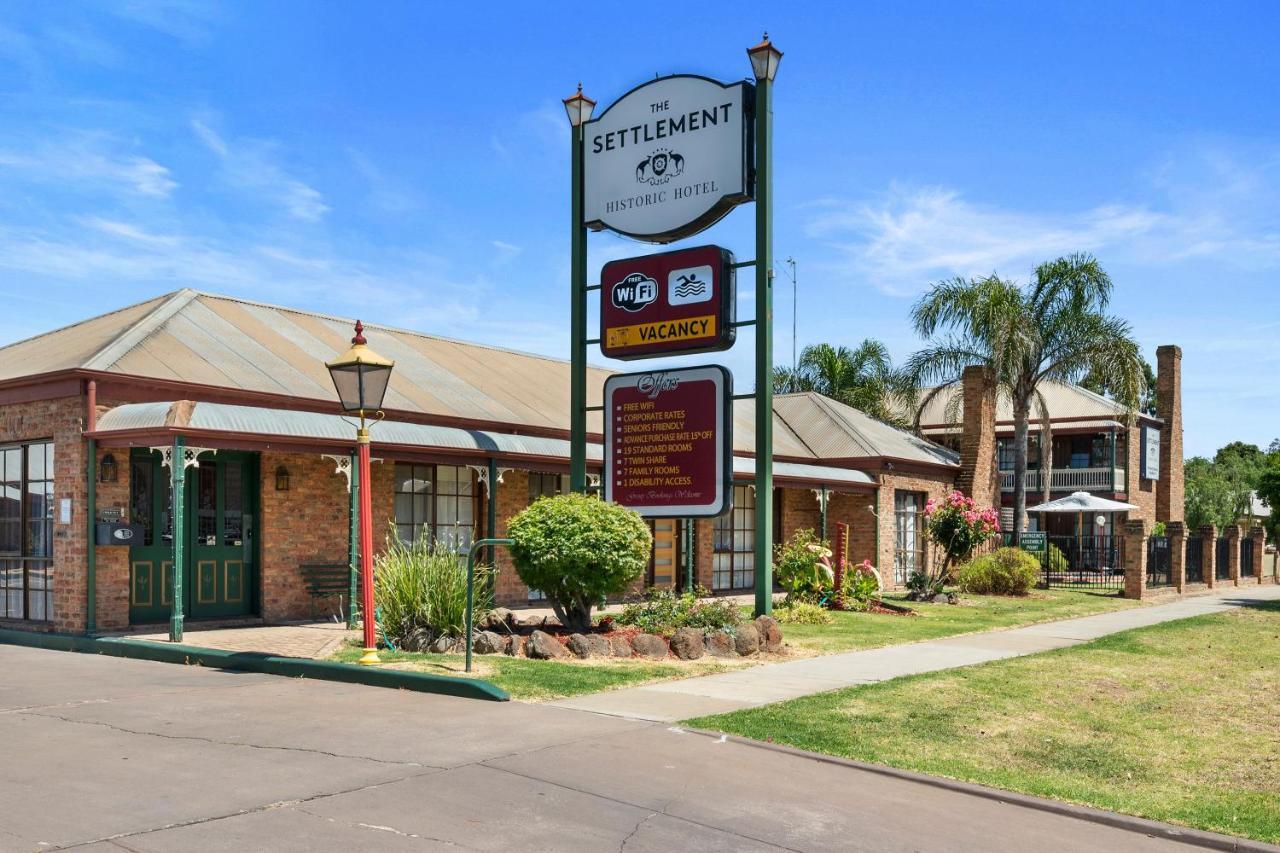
[503,635,520,656]
[734,623,760,656]
[471,631,505,655]
[608,635,633,657]
[705,630,736,658]
[400,628,433,653]
[755,615,783,652]
[631,633,669,660]
[525,629,569,660]
[669,627,705,660]
[930,592,958,605]
[585,635,612,657]
[428,635,460,654]
[565,633,593,659]
[478,607,514,630]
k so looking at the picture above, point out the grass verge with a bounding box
[690,600,1280,844]
[330,642,739,701]
[776,588,1139,655]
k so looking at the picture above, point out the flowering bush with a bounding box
[910,491,1001,598]
[774,529,834,604]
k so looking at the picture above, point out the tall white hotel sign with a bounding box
[583,75,754,244]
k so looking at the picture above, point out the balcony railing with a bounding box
[1000,467,1125,493]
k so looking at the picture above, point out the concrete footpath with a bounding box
[1,642,1266,852]
[551,585,1280,722]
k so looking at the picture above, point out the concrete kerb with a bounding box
[677,727,1280,853]
[0,628,509,702]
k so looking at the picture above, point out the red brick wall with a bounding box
[871,468,958,588]
[0,395,89,634]
[1156,345,1184,523]
[93,445,130,631]
[1124,424,1158,527]
[491,468,532,604]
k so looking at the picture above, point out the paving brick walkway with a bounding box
[131,621,356,659]
[550,585,1280,722]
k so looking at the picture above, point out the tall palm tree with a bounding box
[907,254,1146,543]
[774,339,915,428]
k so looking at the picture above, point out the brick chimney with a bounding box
[956,365,998,509]
[1156,345,1184,522]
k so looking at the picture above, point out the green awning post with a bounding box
[569,113,588,493]
[820,486,829,542]
[684,519,694,593]
[752,63,776,618]
[86,437,97,633]
[169,436,185,643]
[487,458,498,566]
[347,450,359,630]
[464,537,513,673]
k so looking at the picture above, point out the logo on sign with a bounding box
[611,273,658,313]
[637,372,681,399]
[636,148,684,185]
[112,528,134,542]
[667,265,713,306]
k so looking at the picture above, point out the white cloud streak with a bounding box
[191,117,329,222]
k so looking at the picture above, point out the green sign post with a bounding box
[566,35,783,617]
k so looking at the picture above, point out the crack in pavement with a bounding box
[291,804,481,850]
[18,709,437,768]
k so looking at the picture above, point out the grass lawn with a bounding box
[690,600,1280,844]
[777,588,1139,655]
[330,642,739,701]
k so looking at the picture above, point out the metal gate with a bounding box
[1041,534,1125,590]
[1240,536,1255,581]
[1146,536,1171,587]
[1216,537,1231,580]
[1185,536,1203,584]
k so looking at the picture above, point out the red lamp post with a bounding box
[326,321,395,665]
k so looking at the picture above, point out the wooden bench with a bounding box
[300,562,358,621]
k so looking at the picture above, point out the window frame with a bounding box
[712,484,755,591]
[393,462,478,549]
[0,440,55,622]
[892,490,927,586]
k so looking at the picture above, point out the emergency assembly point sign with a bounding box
[604,365,732,518]
[600,244,735,360]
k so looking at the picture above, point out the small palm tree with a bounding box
[907,254,1146,543]
[774,340,914,427]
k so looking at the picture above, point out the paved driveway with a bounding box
[0,644,1252,852]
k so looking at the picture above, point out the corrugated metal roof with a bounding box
[94,401,874,489]
[2,288,953,469]
[916,380,1152,427]
[771,392,959,468]
[923,418,1125,436]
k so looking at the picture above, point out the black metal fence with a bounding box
[1146,536,1171,587]
[1185,536,1204,584]
[1240,536,1255,580]
[1216,537,1231,580]
[1041,534,1125,590]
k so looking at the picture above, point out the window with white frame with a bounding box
[712,485,755,591]
[394,463,475,550]
[0,441,54,621]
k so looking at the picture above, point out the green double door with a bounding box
[129,450,259,624]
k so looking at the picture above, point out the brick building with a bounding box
[0,290,1182,636]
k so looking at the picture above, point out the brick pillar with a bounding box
[1123,518,1148,600]
[1249,527,1267,584]
[956,365,998,509]
[1155,345,1184,523]
[695,518,714,590]
[1224,525,1241,586]
[1200,524,1217,589]
[1167,521,1186,593]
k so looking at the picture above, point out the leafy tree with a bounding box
[507,493,651,631]
[773,339,915,427]
[1256,457,1280,543]
[907,254,1145,544]
[1184,456,1235,530]
[1081,358,1157,414]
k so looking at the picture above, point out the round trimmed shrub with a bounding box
[508,493,652,631]
[956,547,1041,596]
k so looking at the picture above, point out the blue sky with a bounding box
[0,0,1276,458]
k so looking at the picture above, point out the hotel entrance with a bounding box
[128,449,260,624]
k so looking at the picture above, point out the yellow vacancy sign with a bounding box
[605,314,717,350]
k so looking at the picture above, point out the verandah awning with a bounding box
[92,400,875,491]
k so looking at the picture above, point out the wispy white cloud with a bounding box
[102,0,221,43]
[191,116,329,222]
[805,146,1280,296]
[0,139,177,197]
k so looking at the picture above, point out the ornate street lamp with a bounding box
[747,32,783,82]
[326,320,395,665]
[562,83,596,127]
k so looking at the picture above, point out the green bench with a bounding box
[300,562,358,622]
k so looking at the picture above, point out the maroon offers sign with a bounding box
[604,365,732,518]
[600,244,735,360]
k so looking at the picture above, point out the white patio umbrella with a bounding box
[1025,491,1138,562]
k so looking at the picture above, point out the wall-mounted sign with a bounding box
[605,365,732,517]
[584,75,753,243]
[1020,531,1047,554]
[600,245,735,360]
[1141,425,1161,481]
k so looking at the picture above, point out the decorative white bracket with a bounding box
[467,465,513,498]
[321,454,354,492]
[812,488,831,511]
[152,446,217,471]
